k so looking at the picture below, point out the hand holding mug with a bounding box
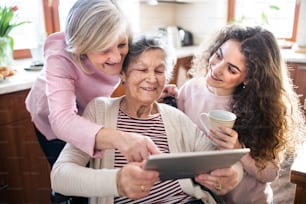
[199,110,240,149]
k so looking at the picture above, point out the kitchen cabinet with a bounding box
[287,62,306,117]
[0,90,52,204]
[287,62,306,204]
[169,55,193,86]
[290,143,306,204]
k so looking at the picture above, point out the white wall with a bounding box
[139,3,177,33]
[138,0,305,46]
[176,0,228,45]
[138,0,228,45]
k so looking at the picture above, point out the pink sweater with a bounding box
[25,32,120,156]
[177,77,279,204]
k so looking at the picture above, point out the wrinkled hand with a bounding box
[194,162,242,195]
[207,126,241,149]
[158,84,178,102]
[117,161,159,199]
[117,132,162,162]
[95,128,161,162]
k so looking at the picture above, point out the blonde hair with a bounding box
[65,0,132,73]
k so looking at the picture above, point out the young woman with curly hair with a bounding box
[176,25,305,203]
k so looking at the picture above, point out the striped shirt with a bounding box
[114,109,195,204]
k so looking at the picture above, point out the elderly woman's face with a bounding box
[122,49,167,105]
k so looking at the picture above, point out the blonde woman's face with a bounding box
[206,39,247,95]
[121,49,167,106]
[86,34,129,75]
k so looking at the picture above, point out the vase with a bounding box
[0,37,14,67]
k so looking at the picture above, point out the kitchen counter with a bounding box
[0,59,40,95]
[282,49,306,63]
[1,47,306,95]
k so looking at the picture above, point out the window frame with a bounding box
[227,0,300,42]
[14,0,60,59]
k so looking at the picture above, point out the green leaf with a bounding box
[0,5,29,37]
[261,12,269,26]
[269,5,280,11]
[7,36,14,50]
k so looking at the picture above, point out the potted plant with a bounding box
[0,5,28,67]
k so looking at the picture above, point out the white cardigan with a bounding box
[51,96,232,204]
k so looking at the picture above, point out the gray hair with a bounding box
[65,0,132,73]
[122,33,176,82]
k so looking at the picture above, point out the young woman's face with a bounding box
[206,39,247,95]
[86,34,129,75]
[122,49,167,105]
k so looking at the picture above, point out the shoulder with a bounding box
[89,96,122,109]
[44,32,68,57]
[84,97,122,121]
[46,32,65,41]
[179,77,205,93]
[189,77,205,88]
[45,32,65,47]
[158,103,194,123]
[158,103,182,114]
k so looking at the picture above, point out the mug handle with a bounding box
[199,113,210,134]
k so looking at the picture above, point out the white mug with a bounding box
[199,109,237,134]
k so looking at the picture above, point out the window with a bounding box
[2,0,139,59]
[227,0,300,42]
[1,0,46,58]
[3,0,300,59]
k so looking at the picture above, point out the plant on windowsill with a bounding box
[231,4,280,27]
[230,4,294,49]
[0,5,28,67]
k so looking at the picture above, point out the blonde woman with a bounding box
[26,1,160,203]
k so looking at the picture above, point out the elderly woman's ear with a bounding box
[120,71,126,85]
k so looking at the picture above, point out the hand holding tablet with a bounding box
[144,148,250,181]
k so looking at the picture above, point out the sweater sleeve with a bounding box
[50,144,119,197]
[45,55,102,157]
[50,97,121,198]
[240,154,279,182]
[177,78,190,112]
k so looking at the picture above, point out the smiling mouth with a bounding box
[141,87,156,91]
[211,74,221,81]
[105,62,118,66]
[209,69,222,82]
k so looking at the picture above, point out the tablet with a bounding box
[144,148,250,180]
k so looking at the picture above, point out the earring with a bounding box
[243,84,246,89]
[121,80,125,85]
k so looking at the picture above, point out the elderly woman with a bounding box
[50,34,243,204]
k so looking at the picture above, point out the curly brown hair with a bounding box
[190,25,305,169]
